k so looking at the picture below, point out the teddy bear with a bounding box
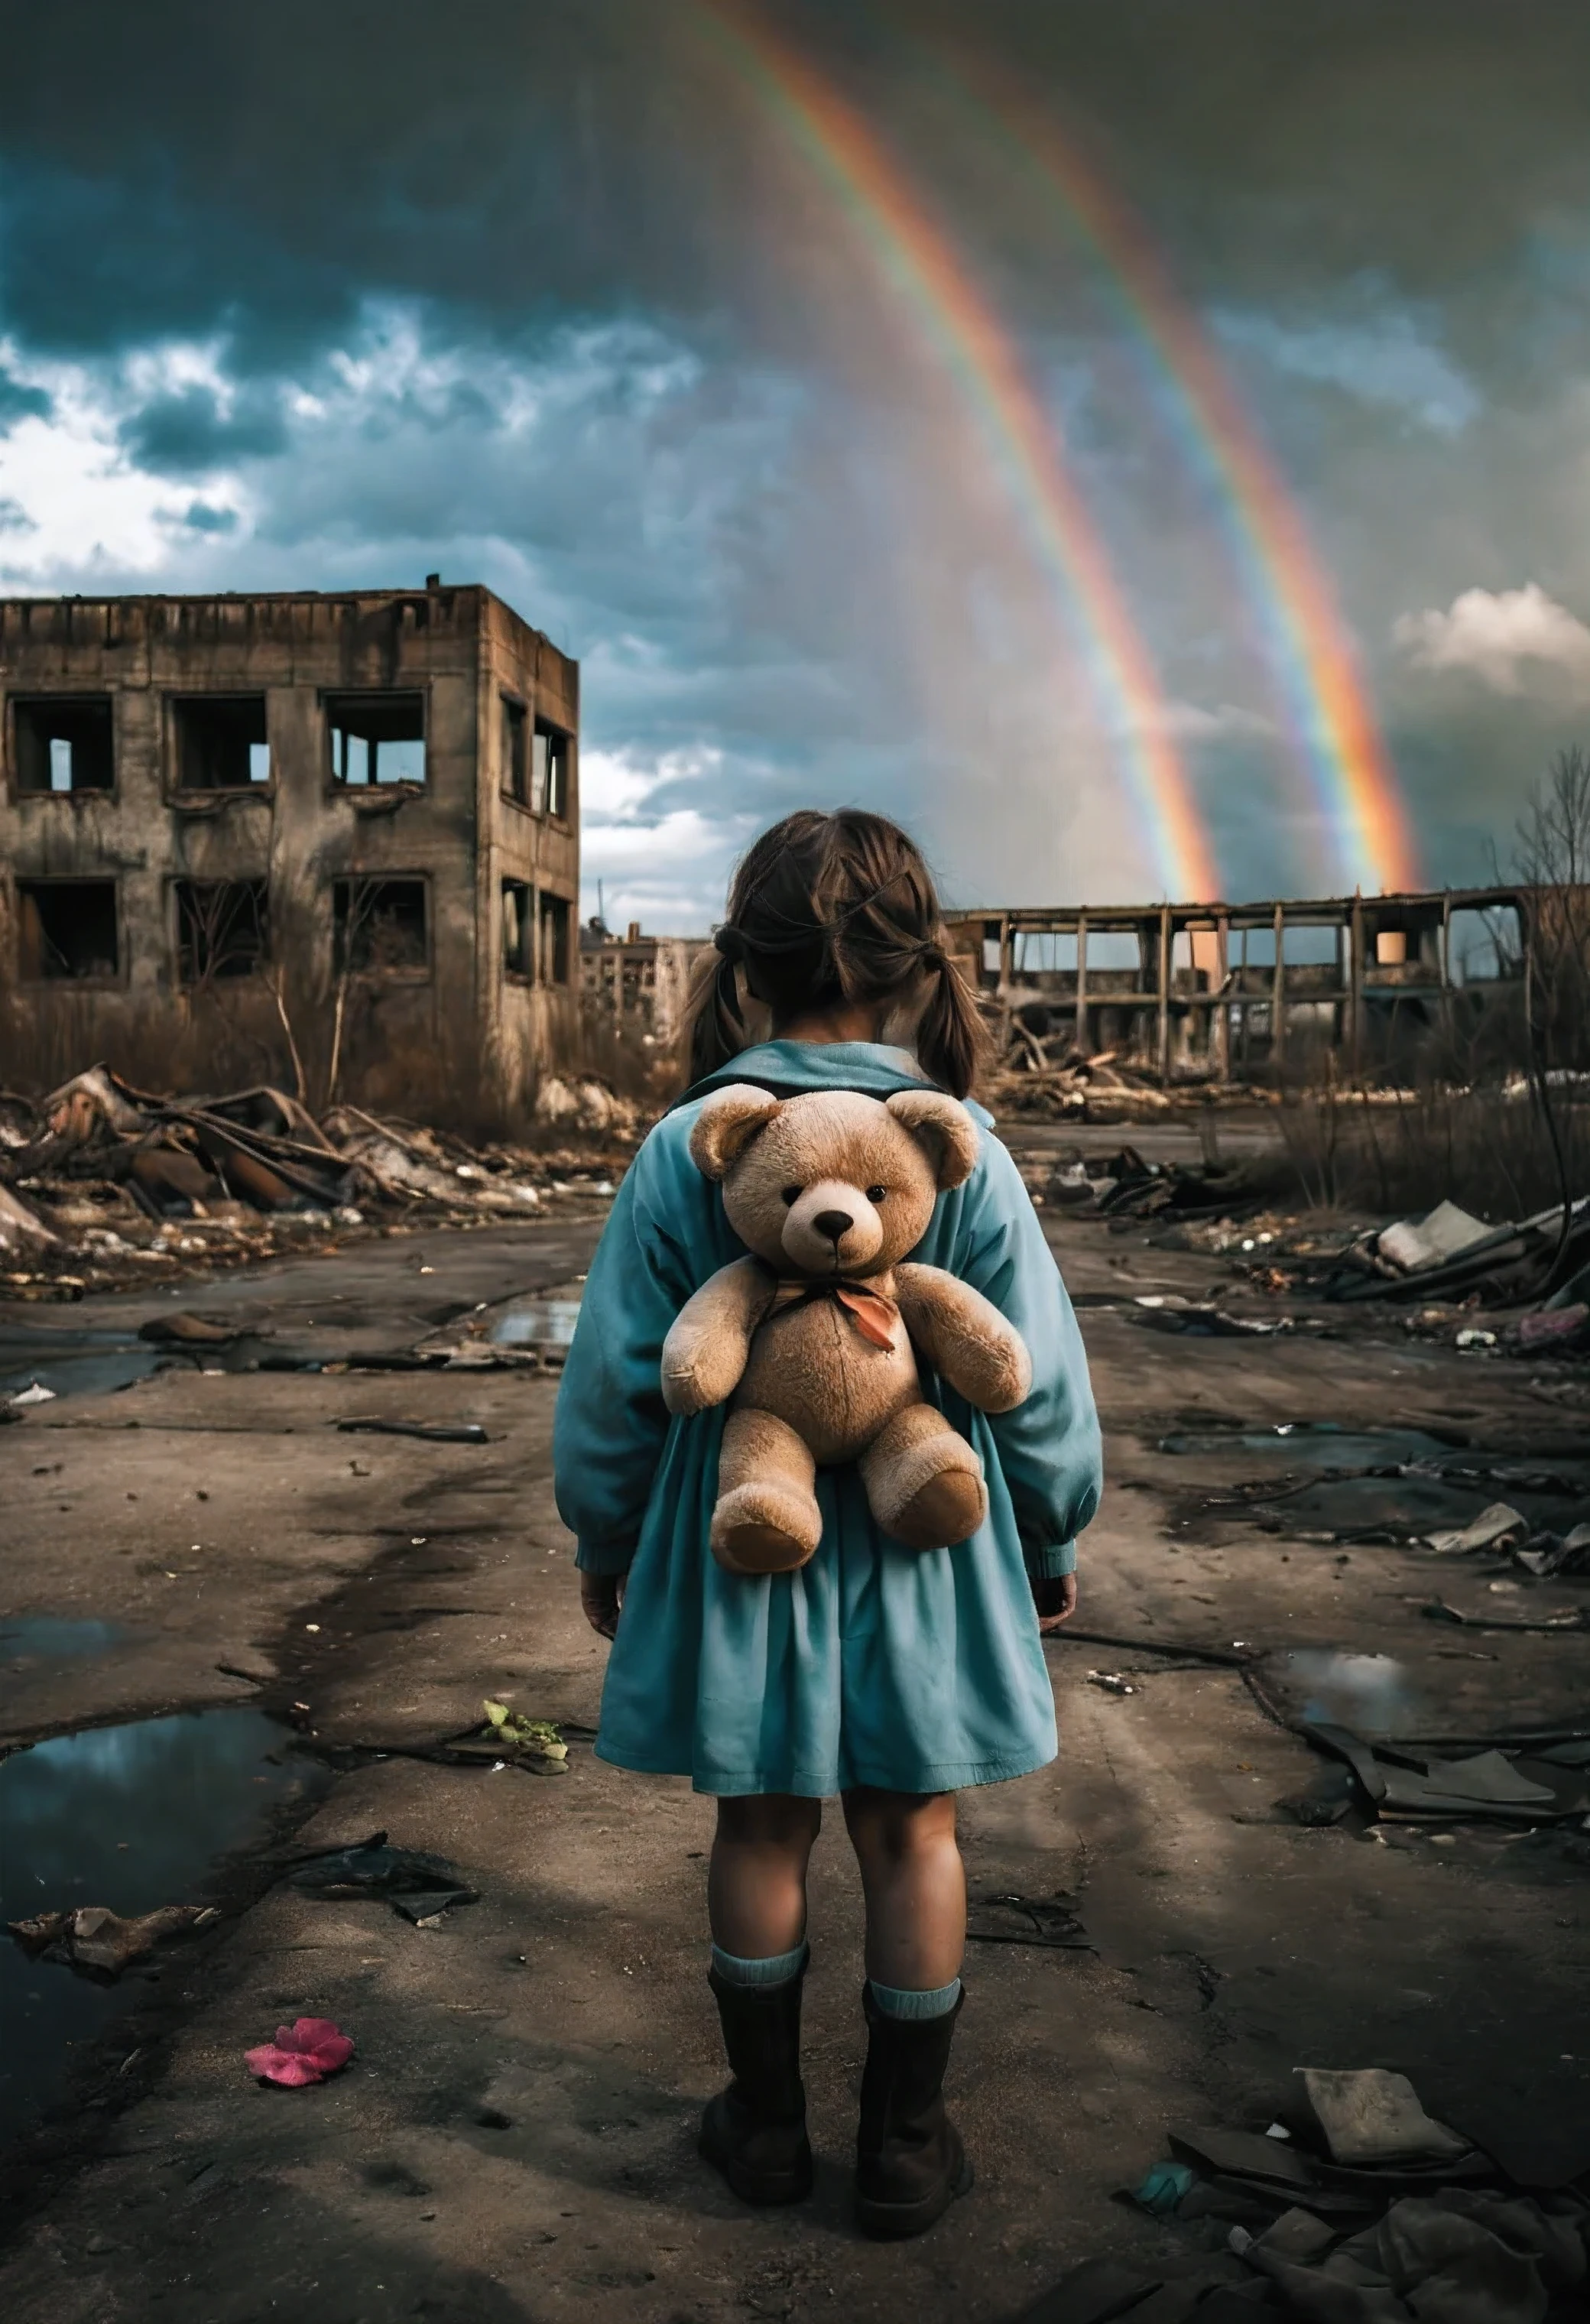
[660,1084,1033,1576]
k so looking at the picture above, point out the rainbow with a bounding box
[937,58,1420,894]
[695,2,1222,901]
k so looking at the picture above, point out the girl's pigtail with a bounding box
[683,934,748,1084]
[914,944,989,1101]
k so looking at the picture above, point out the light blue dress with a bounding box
[553,1042,1102,1797]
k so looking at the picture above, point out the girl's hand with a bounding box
[580,1573,625,1639]
[1031,1572,1077,1633]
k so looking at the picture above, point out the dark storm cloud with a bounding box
[4,2,1589,365]
[4,2,1590,909]
[0,365,50,428]
[178,500,239,534]
[118,384,288,474]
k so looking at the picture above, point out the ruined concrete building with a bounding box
[0,583,579,1125]
[579,917,703,1048]
[949,888,1533,1083]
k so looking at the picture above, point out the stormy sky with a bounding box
[4,1,1590,926]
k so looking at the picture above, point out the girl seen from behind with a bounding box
[553,808,1101,2238]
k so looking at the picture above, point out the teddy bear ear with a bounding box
[885,1089,980,1190]
[690,1084,783,1180]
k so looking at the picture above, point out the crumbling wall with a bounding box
[475,592,582,1128]
[0,587,582,1127]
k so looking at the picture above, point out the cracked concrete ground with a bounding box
[1,1156,1588,2322]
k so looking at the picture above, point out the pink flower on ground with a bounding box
[245,2017,355,2087]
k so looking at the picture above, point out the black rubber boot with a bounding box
[698,1962,813,2205]
[855,1982,973,2239]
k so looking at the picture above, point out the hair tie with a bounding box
[919,941,945,971]
[714,924,746,964]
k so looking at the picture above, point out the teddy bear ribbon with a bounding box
[769,1279,900,1349]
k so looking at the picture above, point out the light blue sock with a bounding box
[711,1941,808,1989]
[869,1975,962,2021]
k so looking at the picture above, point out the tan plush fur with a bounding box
[662,1086,1032,1575]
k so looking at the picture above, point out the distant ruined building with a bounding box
[0,583,581,1125]
[947,887,1539,1084]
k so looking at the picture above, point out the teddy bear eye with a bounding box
[781,1185,802,1206]
[866,1185,887,1204]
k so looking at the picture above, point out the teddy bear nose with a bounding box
[813,1209,854,1244]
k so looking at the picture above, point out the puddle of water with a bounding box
[0,1328,164,1404]
[0,1617,127,1663]
[1159,1423,1460,1467]
[1274,1649,1423,1736]
[0,1326,294,1403]
[488,1284,583,1350]
[0,1707,324,2147]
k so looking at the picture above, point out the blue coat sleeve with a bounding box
[553,1121,718,1575]
[953,1133,1102,1578]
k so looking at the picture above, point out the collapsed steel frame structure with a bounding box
[946,886,1534,1084]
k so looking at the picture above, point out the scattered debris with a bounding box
[446,1702,570,1773]
[1517,1303,1590,1352]
[1306,1191,1590,1313]
[1131,2160,1196,2217]
[1130,1293,1298,1338]
[7,1379,56,1406]
[1291,1720,1590,1826]
[137,1311,240,1346]
[282,1831,479,1920]
[1296,2068,1471,2167]
[244,2017,354,2089]
[1420,1599,1586,1634]
[991,1045,1175,1120]
[334,1417,491,1445]
[0,1064,634,1297]
[1085,1669,1137,1695]
[7,1902,220,1977]
[1030,2068,1590,2322]
[1376,1199,1494,1276]
[1423,1501,1530,1556]
[1034,1142,1280,1224]
[1515,1523,1590,1578]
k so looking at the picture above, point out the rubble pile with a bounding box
[0,1065,641,1299]
[1231,1190,1590,1355]
[1033,2066,1590,2322]
[988,1032,1177,1119]
[1038,1144,1289,1226]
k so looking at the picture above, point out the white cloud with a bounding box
[1215,303,1480,434]
[0,337,245,576]
[1393,583,1590,694]
[578,745,765,930]
[1157,698,1277,742]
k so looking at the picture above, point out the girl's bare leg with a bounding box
[841,1787,965,1990]
[709,1794,823,1959]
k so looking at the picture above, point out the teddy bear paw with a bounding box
[888,1467,988,1552]
[711,1485,823,1576]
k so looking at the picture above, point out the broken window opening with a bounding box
[172,696,270,790]
[537,890,571,985]
[502,879,533,977]
[501,696,528,805]
[531,719,570,819]
[13,696,115,794]
[1014,931,1080,976]
[333,878,429,975]
[1449,905,1521,986]
[327,693,427,787]
[176,880,270,984]
[17,879,119,979]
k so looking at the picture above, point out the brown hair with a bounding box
[683,809,989,1098]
